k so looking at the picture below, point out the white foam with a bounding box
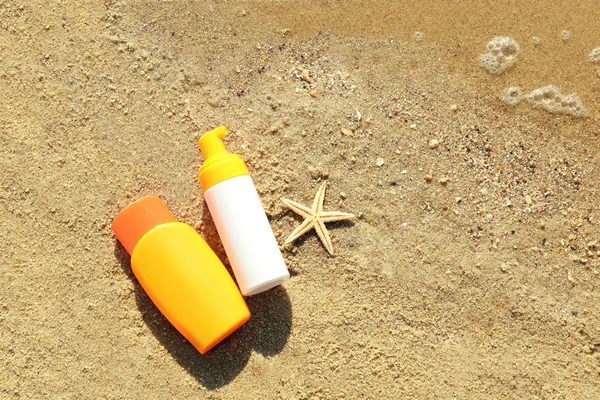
[502,86,523,106]
[480,37,520,75]
[589,47,600,63]
[526,85,587,117]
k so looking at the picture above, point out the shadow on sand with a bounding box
[113,204,292,389]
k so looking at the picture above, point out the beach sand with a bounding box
[2,0,600,398]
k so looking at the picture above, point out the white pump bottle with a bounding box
[198,126,289,296]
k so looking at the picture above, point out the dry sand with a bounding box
[2,0,600,398]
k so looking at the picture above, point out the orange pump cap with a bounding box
[199,125,228,159]
[198,126,249,191]
[111,195,176,255]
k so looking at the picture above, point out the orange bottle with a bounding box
[112,195,250,354]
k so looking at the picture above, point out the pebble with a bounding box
[340,192,347,199]
[376,157,385,167]
[568,270,576,285]
[428,139,439,149]
[525,195,532,205]
[340,128,353,136]
[309,89,318,97]
[301,69,312,83]
[439,176,449,185]
[450,104,458,112]
[539,221,546,230]
[424,174,433,183]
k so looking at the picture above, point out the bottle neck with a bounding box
[198,153,249,192]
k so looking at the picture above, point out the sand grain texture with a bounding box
[2,1,600,398]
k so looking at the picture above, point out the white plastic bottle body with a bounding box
[204,175,289,296]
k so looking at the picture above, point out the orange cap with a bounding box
[112,195,177,255]
[198,126,249,192]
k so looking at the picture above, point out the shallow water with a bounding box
[252,0,600,115]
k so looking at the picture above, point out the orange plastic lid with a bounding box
[112,195,177,255]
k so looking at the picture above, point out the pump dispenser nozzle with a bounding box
[199,126,228,159]
[198,126,249,191]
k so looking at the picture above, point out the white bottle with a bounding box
[198,126,289,296]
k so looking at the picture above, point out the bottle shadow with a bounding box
[114,240,292,389]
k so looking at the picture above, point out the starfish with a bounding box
[281,181,355,255]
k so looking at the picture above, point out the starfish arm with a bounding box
[319,211,356,223]
[312,181,328,213]
[281,197,314,218]
[314,220,334,255]
[284,219,315,244]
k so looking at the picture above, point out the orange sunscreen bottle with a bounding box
[112,195,250,354]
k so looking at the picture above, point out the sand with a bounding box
[2,0,600,398]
